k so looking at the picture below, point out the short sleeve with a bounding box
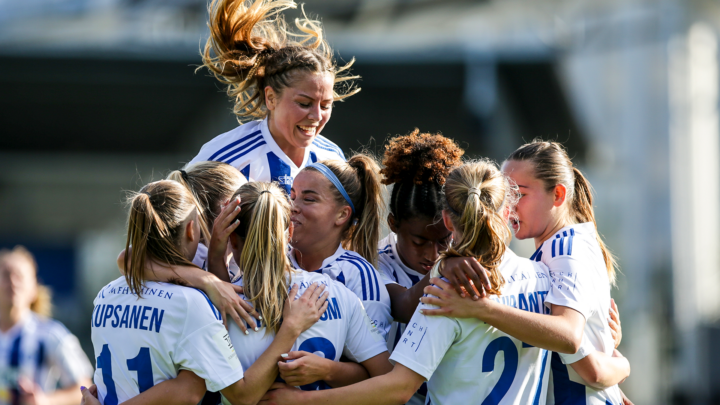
[342,294,388,363]
[544,256,593,320]
[175,290,244,392]
[558,333,594,365]
[361,298,393,340]
[389,303,459,381]
[47,328,94,387]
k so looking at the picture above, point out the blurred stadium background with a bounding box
[2,0,720,403]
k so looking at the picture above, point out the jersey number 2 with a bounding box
[298,337,336,391]
[97,344,155,405]
[481,337,519,405]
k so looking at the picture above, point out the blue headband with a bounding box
[307,162,356,215]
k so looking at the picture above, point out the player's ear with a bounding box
[265,86,277,111]
[288,221,294,240]
[441,210,455,234]
[553,184,567,207]
[387,213,399,233]
[185,219,196,243]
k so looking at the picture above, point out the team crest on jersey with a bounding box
[277,175,293,185]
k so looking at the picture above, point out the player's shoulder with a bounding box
[502,249,549,275]
[29,313,73,343]
[193,120,265,163]
[534,223,596,262]
[176,286,223,322]
[335,251,384,301]
[311,134,345,161]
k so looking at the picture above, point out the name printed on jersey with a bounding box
[91,278,244,405]
[390,250,553,405]
[225,270,386,401]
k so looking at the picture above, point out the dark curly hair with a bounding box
[381,129,464,224]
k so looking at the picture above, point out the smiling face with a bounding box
[501,159,560,242]
[391,215,452,275]
[290,170,351,255]
[266,71,335,153]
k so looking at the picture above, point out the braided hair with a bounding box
[202,0,359,121]
[380,129,464,224]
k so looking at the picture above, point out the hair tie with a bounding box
[259,190,272,195]
[307,163,356,215]
[468,187,481,197]
[141,191,152,198]
[179,169,189,182]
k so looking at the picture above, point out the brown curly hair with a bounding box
[381,129,464,223]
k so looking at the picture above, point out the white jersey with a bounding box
[533,223,622,405]
[189,118,345,194]
[290,245,392,339]
[226,270,386,399]
[91,277,243,404]
[377,233,428,405]
[390,250,553,405]
[0,313,93,405]
[192,242,241,281]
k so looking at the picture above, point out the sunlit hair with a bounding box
[506,140,618,285]
[381,129,464,224]
[202,0,359,121]
[302,154,384,267]
[124,180,201,297]
[0,246,52,317]
[436,160,516,296]
[167,161,247,241]
[231,182,293,333]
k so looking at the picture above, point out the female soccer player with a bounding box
[425,141,630,404]
[188,0,358,193]
[260,159,555,405]
[0,246,93,405]
[167,161,246,279]
[90,180,327,405]
[289,155,392,340]
[375,131,463,405]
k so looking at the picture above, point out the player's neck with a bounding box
[292,239,340,271]
[534,219,570,249]
[0,305,29,333]
[267,118,305,167]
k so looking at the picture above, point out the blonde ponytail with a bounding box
[232,182,292,333]
[440,160,514,296]
[125,181,201,297]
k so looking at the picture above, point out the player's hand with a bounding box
[207,198,242,274]
[277,351,332,386]
[438,257,490,299]
[420,277,492,319]
[259,383,304,405]
[203,275,260,332]
[17,378,49,405]
[609,298,622,349]
[80,385,100,405]
[282,283,329,336]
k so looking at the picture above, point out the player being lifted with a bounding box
[260,159,556,405]
[426,141,630,404]
[189,0,357,192]
[85,180,327,405]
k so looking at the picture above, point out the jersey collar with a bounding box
[260,117,311,170]
[289,244,346,272]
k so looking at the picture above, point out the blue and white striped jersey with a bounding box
[225,270,387,401]
[531,222,622,405]
[391,250,553,405]
[188,118,345,194]
[0,313,93,405]
[91,278,244,404]
[289,245,392,340]
[377,233,428,405]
